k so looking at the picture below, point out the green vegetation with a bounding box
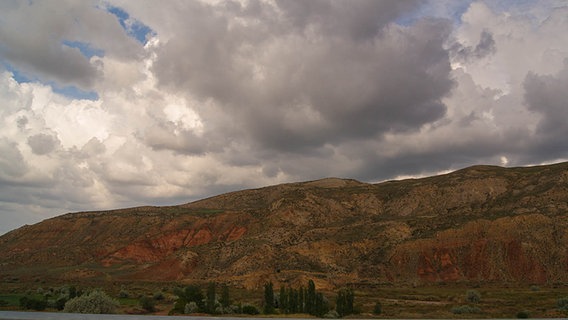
[558,296,568,311]
[263,282,275,314]
[3,280,568,318]
[242,304,260,315]
[139,296,156,312]
[172,284,205,314]
[516,310,530,318]
[373,301,382,315]
[451,304,482,314]
[335,288,354,317]
[466,289,481,304]
[63,290,119,314]
[19,295,47,311]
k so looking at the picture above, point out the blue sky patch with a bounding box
[107,6,155,45]
[3,62,99,101]
[62,40,104,58]
[3,62,33,83]
[52,85,99,101]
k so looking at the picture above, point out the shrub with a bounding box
[516,310,530,318]
[153,291,164,301]
[118,290,129,298]
[63,290,119,314]
[140,296,155,312]
[451,305,482,314]
[54,296,68,310]
[242,304,260,315]
[324,310,340,318]
[558,297,568,311]
[373,301,382,315]
[466,290,481,304]
[184,301,199,314]
[19,296,47,311]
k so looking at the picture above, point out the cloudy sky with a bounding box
[1,0,567,235]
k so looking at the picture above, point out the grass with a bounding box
[0,294,21,307]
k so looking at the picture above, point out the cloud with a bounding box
[524,61,568,157]
[27,133,61,155]
[0,0,142,90]
[150,1,454,155]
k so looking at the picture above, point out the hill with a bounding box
[1,162,568,289]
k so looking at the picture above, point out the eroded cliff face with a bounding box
[1,162,567,289]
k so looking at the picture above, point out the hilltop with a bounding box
[1,162,567,289]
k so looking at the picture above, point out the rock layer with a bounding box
[1,163,568,289]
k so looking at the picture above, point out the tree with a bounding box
[336,288,354,317]
[220,283,230,308]
[307,280,316,315]
[263,282,275,314]
[314,292,329,317]
[279,286,288,313]
[299,286,305,313]
[172,285,204,314]
[206,282,216,314]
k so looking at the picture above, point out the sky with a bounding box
[0,0,568,235]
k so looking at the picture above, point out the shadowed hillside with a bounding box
[1,162,568,289]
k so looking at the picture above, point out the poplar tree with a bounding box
[279,286,288,313]
[298,286,304,313]
[263,282,275,314]
[306,280,316,315]
[220,283,230,308]
[206,282,216,314]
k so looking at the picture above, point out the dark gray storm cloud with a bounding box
[524,61,568,158]
[152,0,454,155]
[0,0,142,90]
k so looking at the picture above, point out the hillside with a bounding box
[1,162,568,289]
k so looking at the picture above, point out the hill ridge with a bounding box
[1,162,568,289]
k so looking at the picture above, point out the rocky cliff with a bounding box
[1,163,567,289]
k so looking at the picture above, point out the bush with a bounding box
[242,304,260,315]
[54,296,68,310]
[324,310,340,318]
[373,301,382,315]
[140,296,155,312]
[452,305,482,314]
[19,296,47,311]
[63,290,119,314]
[184,301,199,314]
[558,297,568,311]
[466,290,481,304]
[153,291,165,301]
[118,290,129,298]
[516,310,530,318]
